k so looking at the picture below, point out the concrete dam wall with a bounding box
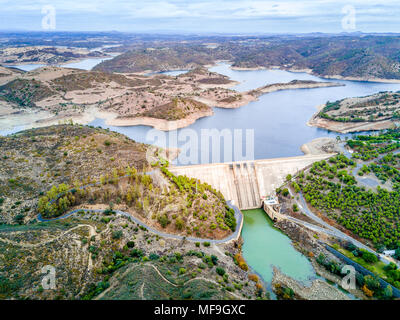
[170,154,333,210]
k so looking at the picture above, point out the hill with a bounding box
[309,91,400,133]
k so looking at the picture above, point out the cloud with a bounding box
[0,0,399,32]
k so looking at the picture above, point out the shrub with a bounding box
[179,268,186,275]
[198,263,207,269]
[361,250,378,263]
[112,230,123,240]
[103,208,115,216]
[14,214,25,225]
[149,253,160,260]
[158,214,170,228]
[362,284,374,297]
[203,242,210,247]
[175,217,184,230]
[130,249,144,258]
[248,274,259,282]
[126,241,135,248]
[216,267,225,276]
[234,253,248,271]
[384,285,393,299]
[224,208,237,231]
[364,275,381,292]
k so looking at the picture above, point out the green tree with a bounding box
[384,285,393,299]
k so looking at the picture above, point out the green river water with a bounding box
[241,209,316,294]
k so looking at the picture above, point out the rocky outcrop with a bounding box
[248,80,344,98]
[274,219,323,254]
[272,267,351,300]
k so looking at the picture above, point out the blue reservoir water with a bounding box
[88,63,400,164]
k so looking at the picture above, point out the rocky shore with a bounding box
[249,80,344,98]
[307,104,397,133]
[106,109,214,131]
[272,266,351,300]
[300,137,341,156]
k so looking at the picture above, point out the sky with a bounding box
[0,0,399,34]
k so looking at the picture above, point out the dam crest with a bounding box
[170,154,333,210]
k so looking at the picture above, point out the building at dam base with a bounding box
[170,154,333,210]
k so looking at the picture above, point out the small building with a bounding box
[262,195,282,222]
[383,250,396,257]
[264,196,279,206]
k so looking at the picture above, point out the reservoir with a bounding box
[5,56,114,72]
[88,63,400,163]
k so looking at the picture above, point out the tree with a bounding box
[361,250,378,263]
[158,214,170,228]
[364,275,381,292]
[282,188,289,197]
[216,267,225,276]
[362,284,374,297]
[383,285,393,299]
[175,217,184,230]
[14,214,25,225]
[394,248,400,260]
[112,230,123,240]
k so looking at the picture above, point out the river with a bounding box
[241,208,315,297]
[4,56,115,72]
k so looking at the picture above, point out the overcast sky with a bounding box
[0,0,399,34]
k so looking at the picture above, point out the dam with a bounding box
[170,154,334,210]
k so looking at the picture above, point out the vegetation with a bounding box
[319,92,400,123]
[294,130,400,249]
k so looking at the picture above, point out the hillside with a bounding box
[0,124,261,300]
[135,97,211,121]
[94,35,400,81]
[229,36,400,81]
[309,91,400,133]
[93,46,218,73]
[0,208,259,300]
[0,124,237,239]
[0,46,106,65]
[0,124,149,224]
[0,66,242,131]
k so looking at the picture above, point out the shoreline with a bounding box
[229,63,400,84]
[307,104,397,134]
[106,109,214,131]
[249,80,344,97]
[300,137,341,156]
[2,61,399,135]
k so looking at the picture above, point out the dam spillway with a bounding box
[170,154,334,210]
